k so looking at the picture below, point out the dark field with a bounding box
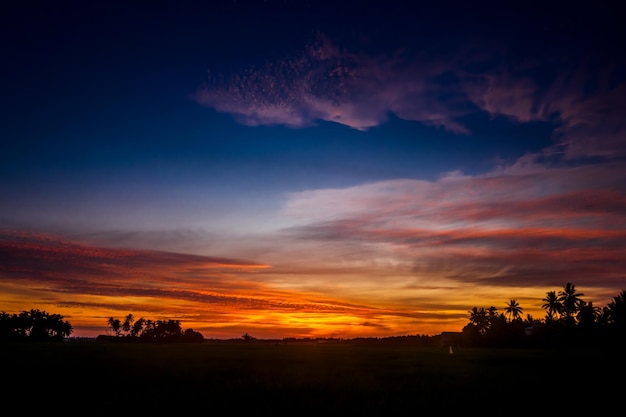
[3,340,621,414]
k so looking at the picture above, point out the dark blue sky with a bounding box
[3,2,618,167]
[2,0,623,234]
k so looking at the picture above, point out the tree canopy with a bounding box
[463,283,626,348]
[100,314,204,343]
[0,309,72,341]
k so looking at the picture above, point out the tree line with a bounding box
[460,282,626,348]
[0,309,73,341]
[99,313,204,343]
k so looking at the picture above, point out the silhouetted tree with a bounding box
[143,319,155,334]
[484,313,510,346]
[524,314,536,324]
[464,305,527,347]
[468,307,489,335]
[131,317,145,337]
[504,299,523,322]
[602,289,626,342]
[104,314,202,342]
[48,312,72,340]
[182,328,204,343]
[140,319,183,342]
[107,317,122,337]
[577,301,600,329]
[604,290,626,326]
[122,314,134,336]
[542,291,562,322]
[0,309,72,341]
[0,312,14,340]
[461,284,626,348]
[558,283,585,326]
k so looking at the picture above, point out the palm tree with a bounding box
[504,299,523,322]
[577,301,600,328]
[542,291,562,322]
[603,289,626,329]
[27,309,47,340]
[469,307,489,335]
[131,317,146,337]
[107,317,121,337]
[47,313,72,340]
[558,282,585,326]
[122,314,134,336]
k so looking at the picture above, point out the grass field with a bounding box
[3,340,621,413]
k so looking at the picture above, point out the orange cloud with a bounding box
[2,230,459,339]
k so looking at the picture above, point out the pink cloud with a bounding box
[550,72,626,160]
[282,161,626,293]
[194,32,626,173]
[465,62,626,162]
[463,73,540,123]
[194,33,470,134]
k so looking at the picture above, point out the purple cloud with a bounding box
[195,32,626,172]
[194,33,471,133]
[281,161,626,295]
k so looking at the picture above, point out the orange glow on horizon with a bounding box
[1,229,623,340]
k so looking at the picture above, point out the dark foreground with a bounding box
[3,340,622,414]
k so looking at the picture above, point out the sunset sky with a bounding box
[1,0,625,339]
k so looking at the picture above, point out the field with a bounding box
[3,340,621,413]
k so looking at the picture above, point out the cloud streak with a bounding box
[280,161,626,302]
[0,231,439,339]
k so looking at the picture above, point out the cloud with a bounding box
[0,230,269,276]
[463,73,540,123]
[194,33,471,133]
[547,67,626,160]
[0,230,274,304]
[281,161,626,292]
[195,32,626,171]
[0,230,425,339]
[465,60,626,162]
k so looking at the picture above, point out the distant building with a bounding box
[524,320,543,336]
[439,331,463,347]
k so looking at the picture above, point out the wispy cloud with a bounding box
[281,161,626,296]
[194,33,471,133]
[0,231,436,339]
[195,32,626,169]
[463,72,541,123]
[466,62,626,161]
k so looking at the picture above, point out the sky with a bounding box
[1,0,625,339]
